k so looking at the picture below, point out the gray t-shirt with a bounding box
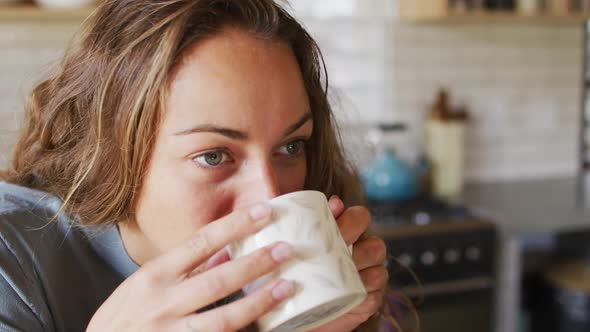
[0,182,139,332]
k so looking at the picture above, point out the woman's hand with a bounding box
[86,204,295,332]
[312,196,389,332]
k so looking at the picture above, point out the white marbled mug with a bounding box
[228,190,367,332]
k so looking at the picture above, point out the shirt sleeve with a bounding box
[0,234,48,332]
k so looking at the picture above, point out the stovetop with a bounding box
[367,195,474,226]
[369,195,498,294]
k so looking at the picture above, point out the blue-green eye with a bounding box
[193,150,228,167]
[280,140,306,155]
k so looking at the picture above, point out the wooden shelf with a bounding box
[399,0,590,24]
[0,4,96,21]
[400,11,590,24]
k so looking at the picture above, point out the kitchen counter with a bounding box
[462,176,590,235]
[459,176,590,332]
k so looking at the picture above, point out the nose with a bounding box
[235,158,281,208]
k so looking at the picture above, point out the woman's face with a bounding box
[121,28,313,264]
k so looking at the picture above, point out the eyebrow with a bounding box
[173,112,312,139]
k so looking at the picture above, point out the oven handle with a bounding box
[400,276,494,298]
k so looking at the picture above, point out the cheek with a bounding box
[135,165,233,251]
[277,160,307,194]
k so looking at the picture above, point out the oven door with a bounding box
[375,222,498,332]
[382,284,495,332]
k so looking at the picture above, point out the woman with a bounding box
[0,0,390,331]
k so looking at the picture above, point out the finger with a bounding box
[187,248,231,278]
[359,265,389,293]
[183,278,295,332]
[205,247,231,270]
[171,242,294,314]
[337,206,371,245]
[328,195,346,219]
[155,204,273,278]
[352,236,387,270]
[315,290,383,331]
[347,290,384,319]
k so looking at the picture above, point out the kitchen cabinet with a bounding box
[0,3,94,21]
[399,0,590,23]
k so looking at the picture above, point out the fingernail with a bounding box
[272,280,295,300]
[329,194,339,201]
[271,242,293,262]
[249,204,271,221]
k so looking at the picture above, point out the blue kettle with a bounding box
[362,148,420,201]
[361,123,426,201]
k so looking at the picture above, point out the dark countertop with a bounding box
[460,176,590,332]
[461,176,590,235]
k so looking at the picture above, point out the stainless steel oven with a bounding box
[367,198,498,332]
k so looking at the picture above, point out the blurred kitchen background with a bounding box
[2,0,590,331]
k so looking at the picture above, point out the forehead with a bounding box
[162,27,310,134]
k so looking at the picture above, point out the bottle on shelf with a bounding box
[450,0,469,13]
[484,0,516,10]
[573,0,590,12]
[470,0,486,11]
[451,0,487,13]
[551,0,571,14]
[517,0,540,14]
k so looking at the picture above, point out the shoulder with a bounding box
[0,182,59,330]
[0,183,114,331]
[0,182,70,253]
[0,181,61,218]
[0,182,70,242]
[0,182,89,271]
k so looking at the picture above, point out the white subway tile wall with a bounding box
[0,1,584,182]
[387,22,583,181]
[294,2,583,182]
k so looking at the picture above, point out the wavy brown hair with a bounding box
[2,0,362,222]
[0,0,408,330]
